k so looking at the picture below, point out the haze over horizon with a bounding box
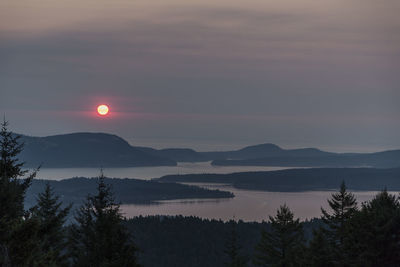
[1,0,399,152]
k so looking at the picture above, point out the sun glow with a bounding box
[97,104,109,116]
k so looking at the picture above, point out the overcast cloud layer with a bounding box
[1,0,399,151]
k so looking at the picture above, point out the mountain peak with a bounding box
[239,143,282,152]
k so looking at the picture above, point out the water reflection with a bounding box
[121,184,398,222]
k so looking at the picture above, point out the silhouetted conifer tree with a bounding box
[350,189,400,266]
[0,119,42,266]
[69,172,140,266]
[320,181,357,265]
[31,183,71,266]
[254,204,305,267]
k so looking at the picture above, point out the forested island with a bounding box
[158,167,400,191]
[210,150,400,168]
[25,177,234,209]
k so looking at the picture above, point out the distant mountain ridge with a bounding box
[201,143,334,160]
[19,133,176,167]
[135,143,335,162]
[16,132,400,168]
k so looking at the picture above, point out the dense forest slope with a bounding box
[126,216,318,267]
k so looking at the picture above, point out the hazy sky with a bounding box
[1,0,399,152]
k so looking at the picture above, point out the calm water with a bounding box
[121,183,393,222]
[33,162,294,180]
[30,163,396,221]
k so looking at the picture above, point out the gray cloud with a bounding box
[1,2,399,151]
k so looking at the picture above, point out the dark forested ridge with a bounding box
[25,177,234,209]
[17,132,400,168]
[158,167,400,191]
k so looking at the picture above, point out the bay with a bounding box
[29,163,394,221]
[32,162,294,181]
[121,183,390,222]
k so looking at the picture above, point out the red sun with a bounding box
[97,104,109,116]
